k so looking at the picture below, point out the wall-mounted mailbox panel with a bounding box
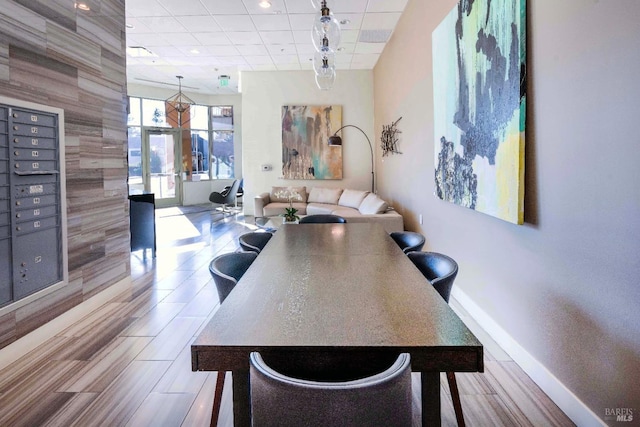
[0,103,64,307]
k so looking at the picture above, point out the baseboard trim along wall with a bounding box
[451,287,606,427]
[0,276,132,371]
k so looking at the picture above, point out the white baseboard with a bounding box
[451,287,606,427]
[0,276,132,370]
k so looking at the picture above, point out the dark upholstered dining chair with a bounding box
[209,251,258,304]
[238,231,273,254]
[249,351,412,427]
[299,214,346,224]
[209,179,241,213]
[407,251,464,426]
[207,250,258,426]
[390,231,426,254]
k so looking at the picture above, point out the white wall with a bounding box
[374,0,640,424]
[127,84,242,205]
[241,70,374,216]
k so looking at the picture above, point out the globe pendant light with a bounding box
[315,65,336,91]
[311,0,340,90]
[312,1,340,51]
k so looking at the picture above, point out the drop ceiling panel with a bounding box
[259,31,294,45]
[215,14,255,31]
[158,0,210,16]
[252,14,290,31]
[200,0,248,15]
[194,32,233,45]
[175,16,223,32]
[367,0,409,13]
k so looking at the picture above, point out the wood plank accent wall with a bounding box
[0,0,129,349]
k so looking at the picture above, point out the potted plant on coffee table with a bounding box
[282,198,300,224]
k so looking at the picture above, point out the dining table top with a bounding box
[192,222,483,373]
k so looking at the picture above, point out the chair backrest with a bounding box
[238,231,273,254]
[250,352,412,427]
[390,231,426,254]
[209,251,258,303]
[209,179,240,204]
[299,214,347,224]
[407,251,458,303]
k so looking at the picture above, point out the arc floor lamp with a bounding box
[328,125,374,193]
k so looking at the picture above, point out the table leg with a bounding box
[232,369,251,427]
[421,372,441,427]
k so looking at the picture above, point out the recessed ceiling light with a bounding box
[259,1,271,8]
[75,2,90,11]
[190,49,200,54]
[340,19,351,25]
[126,23,134,29]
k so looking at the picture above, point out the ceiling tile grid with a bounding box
[125,0,408,94]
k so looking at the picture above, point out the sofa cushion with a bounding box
[307,203,336,215]
[338,189,369,209]
[358,194,389,215]
[271,186,307,203]
[330,207,361,218]
[308,187,343,205]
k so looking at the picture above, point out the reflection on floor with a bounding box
[0,207,575,426]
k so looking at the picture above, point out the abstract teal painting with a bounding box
[433,0,526,224]
[282,105,342,180]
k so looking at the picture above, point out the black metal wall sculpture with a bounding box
[380,117,402,156]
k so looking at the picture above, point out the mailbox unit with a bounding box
[0,99,67,308]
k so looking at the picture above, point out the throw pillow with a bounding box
[338,189,370,209]
[307,187,343,205]
[271,186,307,203]
[358,193,389,214]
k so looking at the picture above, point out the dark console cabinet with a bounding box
[129,193,156,258]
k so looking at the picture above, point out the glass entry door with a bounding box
[142,128,182,207]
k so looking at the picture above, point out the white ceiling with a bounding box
[125,0,409,94]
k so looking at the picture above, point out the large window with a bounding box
[127,97,234,189]
[211,106,234,179]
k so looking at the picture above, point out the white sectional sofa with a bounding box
[254,186,404,233]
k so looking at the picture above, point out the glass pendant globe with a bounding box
[312,49,335,75]
[312,11,340,51]
[315,67,336,91]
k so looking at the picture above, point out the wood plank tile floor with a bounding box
[0,207,575,426]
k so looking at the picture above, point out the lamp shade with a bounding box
[328,135,342,146]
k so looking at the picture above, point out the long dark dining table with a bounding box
[191,222,483,427]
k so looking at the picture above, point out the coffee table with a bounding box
[254,215,304,231]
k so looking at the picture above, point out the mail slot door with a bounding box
[10,109,56,127]
[13,148,56,161]
[14,181,58,198]
[14,216,58,235]
[15,204,58,222]
[12,136,57,150]
[14,194,57,209]
[13,160,57,174]
[11,124,56,139]
[13,228,61,299]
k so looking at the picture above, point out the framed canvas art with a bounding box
[433,0,526,224]
[282,105,342,180]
